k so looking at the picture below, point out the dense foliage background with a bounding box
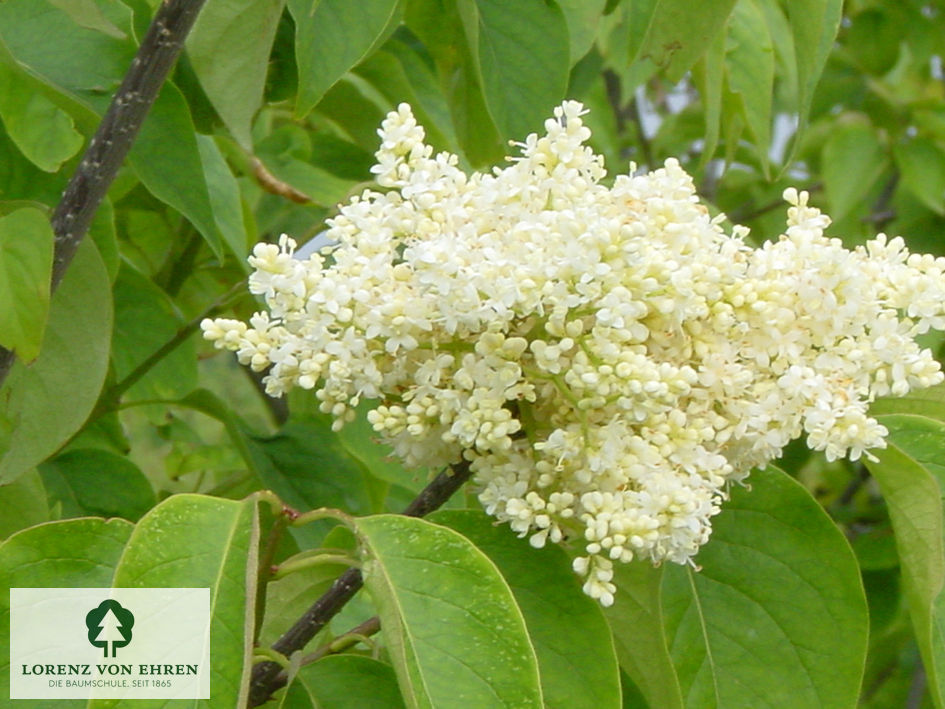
[3,0,945,706]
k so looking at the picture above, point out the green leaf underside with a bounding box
[289,0,402,118]
[868,416,945,707]
[606,562,683,709]
[0,239,112,485]
[632,0,737,82]
[465,0,570,141]
[822,118,887,222]
[39,448,155,522]
[356,514,543,708]
[111,263,198,402]
[0,208,54,361]
[430,509,621,709]
[0,62,83,171]
[129,84,224,260]
[186,0,286,148]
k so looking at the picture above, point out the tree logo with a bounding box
[85,599,135,658]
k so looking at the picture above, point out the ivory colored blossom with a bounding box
[203,102,945,606]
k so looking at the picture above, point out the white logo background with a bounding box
[10,587,211,699]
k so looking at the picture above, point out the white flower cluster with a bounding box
[203,102,945,606]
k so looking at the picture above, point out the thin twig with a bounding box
[251,157,313,204]
[247,460,473,707]
[265,616,383,693]
[89,280,245,421]
[0,0,209,387]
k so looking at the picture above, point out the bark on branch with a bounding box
[0,0,208,386]
[247,460,473,706]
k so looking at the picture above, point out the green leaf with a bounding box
[248,417,376,547]
[556,0,607,64]
[39,448,156,522]
[0,62,84,172]
[89,197,120,281]
[430,509,622,709]
[631,0,737,82]
[257,552,350,648]
[0,517,134,701]
[295,655,406,709]
[0,207,54,362]
[870,383,945,421]
[0,0,133,107]
[0,470,48,540]
[869,415,945,706]
[186,0,286,148]
[462,0,570,141]
[725,0,773,173]
[47,0,127,39]
[355,41,460,154]
[895,137,945,215]
[605,563,683,709]
[197,134,249,258]
[289,0,402,118]
[881,414,945,490]
[92,494,259,709]
[822,115,887,222]
[0,239,112,484]
[355,514,543,708]
[111,262,198,402]
[129,82,224,259]
[657,465,868,708]
[782,0,843,163]
[693,31,725,168]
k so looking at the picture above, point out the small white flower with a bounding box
[203,102,945,606]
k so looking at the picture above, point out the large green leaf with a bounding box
[196,133,249,258]
[629,0,737,82]
[605,563,683,709]
[0,0,133,109]
[0,207,54,362]
[291,655,406,709]
[640,465,868,708]
[47,0,127,39]
[111,262,198,402]
[782,0,843,162]
[248,416,377,548]
[0,62,83,171]
[556,0,607,64]
[89,494,259,709]
[868,415,945,707]
[430,509,622,709]
[822,115,887,223]
[39,448,155,522]
[870,383,945,421]
[0,517,134,704]
[895,137,945,215]
[289,0,402,118]
[0,470,48,539]
[0,239,111,484]
[461,0,570,141]
[186,0,286,148]
[129,83,224,259]
[725,0,773,174]
[356,514,543,708]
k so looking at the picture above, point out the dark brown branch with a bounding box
[247,460,473,707]
[0,0,209,386]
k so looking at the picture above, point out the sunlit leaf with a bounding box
[356,514,543,708]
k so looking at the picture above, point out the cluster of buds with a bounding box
[203,102,945,605]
